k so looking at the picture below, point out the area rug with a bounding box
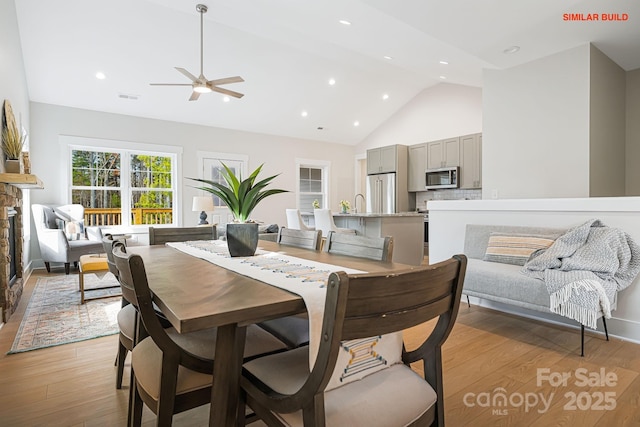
[8,273,122,354]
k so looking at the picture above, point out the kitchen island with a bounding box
[301,212,424,265]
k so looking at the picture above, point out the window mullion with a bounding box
[121,152,132,227]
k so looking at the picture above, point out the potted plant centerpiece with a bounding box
[190,163,287,256]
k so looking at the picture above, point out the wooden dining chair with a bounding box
[258,232,394,350]
[276,227,322,251]
[148,225,217,245]
[101,234,136,390]
[323,231,394,261]
[112,243,287,426]
[241,255,467,427]
[257,227,322,348]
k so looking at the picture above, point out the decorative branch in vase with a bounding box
[1,101,26,174]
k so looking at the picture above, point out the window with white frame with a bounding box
[297,160,330,212]
[70,147,177,227]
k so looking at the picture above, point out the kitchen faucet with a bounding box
[354,193,366,213]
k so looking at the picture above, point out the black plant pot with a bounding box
[226,223,259,257]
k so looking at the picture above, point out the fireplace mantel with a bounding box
[0,173,44,189]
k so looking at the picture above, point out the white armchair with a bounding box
[32,204,104,274]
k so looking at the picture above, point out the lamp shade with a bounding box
[192,196,215,212]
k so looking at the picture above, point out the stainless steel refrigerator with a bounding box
[366,172,396,214]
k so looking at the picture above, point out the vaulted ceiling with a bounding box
[15,0,640,145]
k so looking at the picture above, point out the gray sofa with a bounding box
[463,224,611,356]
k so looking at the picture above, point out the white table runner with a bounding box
[167,240,402,390]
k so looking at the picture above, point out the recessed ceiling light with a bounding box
[382,94,389,100]
[503,46,520,54]
[328,78,336,86]
[223,96,230,102]
[353,121,360,127]
[301,111,308,117]
[439,76,447,79]
[95,72,106,80]
[439,60,449,65]
[339,20,351,26]
[383,56,393,60]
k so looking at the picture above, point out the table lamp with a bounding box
[192,196,215,225]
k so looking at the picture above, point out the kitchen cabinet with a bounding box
[367,145,398,174]
[426,138,459,170]
[460,133,482,189]
[408,143,427,192]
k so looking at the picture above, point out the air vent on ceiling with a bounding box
[118,93,140,100]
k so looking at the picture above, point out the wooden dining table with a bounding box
[129,240,418,426]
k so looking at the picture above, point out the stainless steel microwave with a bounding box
[425,166,459,189]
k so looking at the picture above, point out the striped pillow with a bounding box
[483,233,556,266]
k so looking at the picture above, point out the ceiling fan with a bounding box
[150,4,244,101]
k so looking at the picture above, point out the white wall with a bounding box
[29,102,356,260]
[1,0,32,269]
[626,68,640,195]
[483,45,591,200]
[428,197,640,343]
[589,45,626,197]
[355,83,482,155]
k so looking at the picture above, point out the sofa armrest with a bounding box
[36,228,72,263]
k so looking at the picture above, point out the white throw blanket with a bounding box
[167,240,403,391]
[522,219,640,329]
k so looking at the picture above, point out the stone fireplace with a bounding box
[0,182,24,322]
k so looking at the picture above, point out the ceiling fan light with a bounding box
[193,84,212,93]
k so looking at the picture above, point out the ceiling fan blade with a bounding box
[175,67,199,83]
[207,76,244,86]
[150,83,193,86]
[189,91,201,101]
[210,86,244,99]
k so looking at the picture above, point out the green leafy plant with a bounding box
[1,122,25,160]
[190,163,288,223]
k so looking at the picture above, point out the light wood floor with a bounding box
[1,270,639,426]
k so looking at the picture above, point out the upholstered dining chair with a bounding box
[323,231,394,262]
[241,255,467,427]
[112,243,287,426]
[312,209,355,238]
[102,234,136,390]
[285,209,315,231]
[148,225,217,245]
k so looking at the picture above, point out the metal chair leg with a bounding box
[602,317,609,341]
[466,295,470,308]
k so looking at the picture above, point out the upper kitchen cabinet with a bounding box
[408,143,427,192]
[367,145,399,174]
[426,138,460,170]
[460,133,482,189]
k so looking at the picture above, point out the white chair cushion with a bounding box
[244,347,437,427]
[132,337,212,401]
